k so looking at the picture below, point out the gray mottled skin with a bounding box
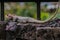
[12,7,58,23]
[12,16,44,23]
[6,8,58,24]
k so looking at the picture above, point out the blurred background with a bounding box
[4,2,37,20]
[41,2,60,21]
[4,2,60,21]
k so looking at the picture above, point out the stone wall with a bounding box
[0,19,60,40]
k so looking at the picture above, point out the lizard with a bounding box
[5,7,58,24]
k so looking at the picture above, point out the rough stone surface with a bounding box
[0,19,60,40]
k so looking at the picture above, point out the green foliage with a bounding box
[41,11,50,21]
[56,13,60,19]
[44,4,48,8]
[4,2,37,19]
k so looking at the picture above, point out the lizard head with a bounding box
[5,13,16,21]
